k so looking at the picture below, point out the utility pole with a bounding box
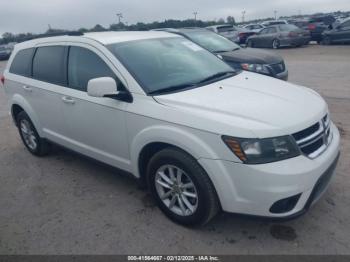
[274,10,277,20]
[242,10,246,23]
[193,11,198,21]
[116,13,123,24]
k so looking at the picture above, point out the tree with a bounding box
[226,16,236,25]
[2,32,15,43]
[217,18,225,24]
[91,24,106,32]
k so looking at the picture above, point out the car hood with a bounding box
[153,71,327,138]
[219,48,283,64]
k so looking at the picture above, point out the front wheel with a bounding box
[272,39,280,49]
[246,39,254,48]
[147,148,220,226]
[322,36,332,45]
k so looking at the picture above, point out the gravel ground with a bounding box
[0,44,349,255]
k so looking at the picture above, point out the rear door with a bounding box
[30,45,69,145]
[6,45,68,145]
[59,44,131,170]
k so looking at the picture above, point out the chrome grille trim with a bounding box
[292,114,332,159]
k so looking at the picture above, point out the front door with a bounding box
[60,45,131,171]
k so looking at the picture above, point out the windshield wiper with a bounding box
[148,83,197,95]
[197,71,235,85]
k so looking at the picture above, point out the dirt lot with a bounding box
[0,44,349,255]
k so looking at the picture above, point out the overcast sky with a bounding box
[1,0,350,35]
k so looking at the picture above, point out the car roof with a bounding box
[206,24,234,29]
[13,31,180,49]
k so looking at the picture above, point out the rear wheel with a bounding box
[272,39,280,49]
[147,148,220,226]
[17,111,50,156]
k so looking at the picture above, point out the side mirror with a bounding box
[87,77,133,102]
[87,77,118,98]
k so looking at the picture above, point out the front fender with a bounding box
[10,94,43,137]
[130,125,220,178]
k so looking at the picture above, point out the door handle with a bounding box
[22,85,32,92]
[62,96,75,105]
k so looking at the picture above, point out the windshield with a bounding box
[279,24,299,31]
[108,37,235,95]
[184,31,240,53]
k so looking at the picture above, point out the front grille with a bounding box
[269,62,285,74]
[292,114,332,159]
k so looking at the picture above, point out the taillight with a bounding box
[239,32,245,38]
[308,24,316,30]
[0,75,4,85]
[288,32,298,37]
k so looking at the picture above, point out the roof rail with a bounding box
[32,31,84,40]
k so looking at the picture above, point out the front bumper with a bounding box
[199,123,340,218]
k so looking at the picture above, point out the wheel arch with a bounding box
[10,94,43,136]
[131,125,219,181]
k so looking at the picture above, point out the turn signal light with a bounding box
[0,75,5,85]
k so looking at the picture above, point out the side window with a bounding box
[32,46,67,86]
[9,48,35,77]
[268,27,277,33]
[260,28,269,34]
[68,46,116,92]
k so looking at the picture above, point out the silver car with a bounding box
[247,24,310,49]
[206,24,240,43]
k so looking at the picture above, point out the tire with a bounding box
[17,111,50,156]
[247,39,254,48]
[147,147,220,226]
[322,36,332,45]
[272,39,280,49]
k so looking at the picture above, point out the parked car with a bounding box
[243,24,265,33]
[321,17,350,45]
[247,24,310,49]
[0,45,12,60]
[261,20,289,27]
[206,24,255,44]
[291,15,336,43]
[2,31,340,226]
[156,28,288,80]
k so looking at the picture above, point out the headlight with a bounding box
[222,135,300,164]
[241,63,270,74]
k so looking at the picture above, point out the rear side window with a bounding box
[9,48,34,77]
[32,46,67,86]
[267,27,277,33]
[68,46,115,92]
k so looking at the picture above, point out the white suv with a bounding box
[2,31,340,226]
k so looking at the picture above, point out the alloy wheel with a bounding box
[272,39,280,49]
[154,165,198,216]
[20,119,38,151]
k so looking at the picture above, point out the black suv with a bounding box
[154,28,288,80]
[292,15,336,43]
